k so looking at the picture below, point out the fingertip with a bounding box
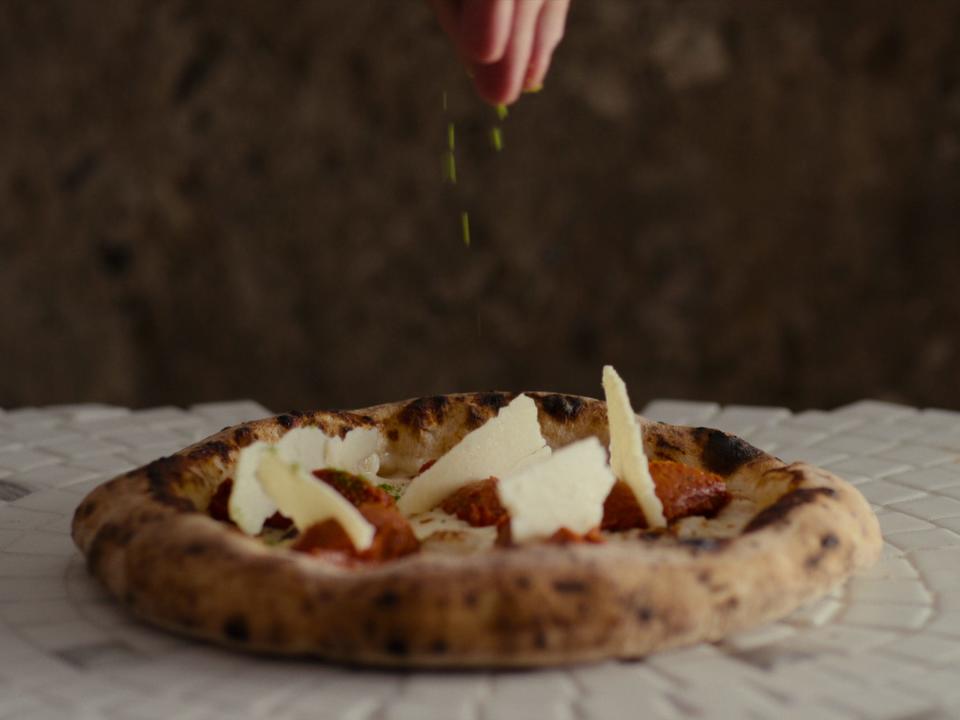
[471,64,521,106]
[460,0,513,62]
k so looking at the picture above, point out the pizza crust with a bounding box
[71,393,881,667]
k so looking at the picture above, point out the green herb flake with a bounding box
[524,84,543,94]
[461,210,471,247]
[443,150,457,184]
[378,483,401,500]
[495,103,509,121]
[490,126,504,152]
[447,122,456,152]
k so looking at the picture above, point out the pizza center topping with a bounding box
[221,365,742,560]
[439,477,508,528]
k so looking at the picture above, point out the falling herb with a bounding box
[443,150,457,184]
[495,104,509,121]
[490,126,503,152]
[461,211,471,247]
[447,122,456,152]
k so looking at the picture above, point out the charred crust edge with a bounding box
[398,396,450,431]
[744,487,837,533]
[145,456,196,511]
[534,393,586,422]
[695,427,764,476]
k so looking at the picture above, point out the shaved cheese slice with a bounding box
[326,427,383,478]
[497,437,616,543]
[602,365,666,528]
[397,394,551,515]
[228,441,277,535]
[256,449,375,551]
[276,426,383,479]
[275,427,330,475]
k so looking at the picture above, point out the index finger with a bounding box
[460,0,514,63]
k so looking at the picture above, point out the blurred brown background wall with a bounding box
[2,0,959,412]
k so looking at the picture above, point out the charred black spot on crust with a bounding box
[373,590,399,609]
[145,456,195,511]
[88,522,134,575]
[534,628,547,649]
[636,607,653,623]
[277,414,296,429]
[553,579,588,594]
[744,487,837,533]
[806,533,841,569]
[537,393,585,421]
[386,429,399,441]
[79,501,96,518]
[385,637,409,656]
[463,591,478,608]
[232,426,255,447]
[678,537,729,552]
[476,392,511,410]
[188,441,232,463]
[515,576,531,590]
[654,436,683,458]
[183,542,207,556]
[465,406,486,430]
[398,396,449,430]
[430,639,448,654]
[695,427,763,476]
[223,615,249,642]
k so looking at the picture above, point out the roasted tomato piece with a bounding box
[292,502,419,562]
[207,478,293,529]
[263,511,293,530]
[496,523,603,547]
[652,461,729,521]
[312,469,394,508]
[601,461,729,530]
[440,477,507,527]
[547,527,604,545]
[600,480,642,531]
[208,478,233,522]
[418,459,437,474]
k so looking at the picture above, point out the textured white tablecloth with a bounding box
[1,398,960,719]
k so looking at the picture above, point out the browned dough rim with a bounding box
[71,392,881,668]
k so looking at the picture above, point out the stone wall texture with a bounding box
[2,0,960,412]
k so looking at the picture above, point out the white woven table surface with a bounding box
[1,398,960,719]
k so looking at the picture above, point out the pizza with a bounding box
[71,367,881,667]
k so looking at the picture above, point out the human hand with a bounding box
[430,0,571,106]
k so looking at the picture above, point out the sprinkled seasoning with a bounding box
[495,104,509,121]
[443,150,457,184]
[490,126,503,152]
[461,211,471,247]
[447,122,456,152]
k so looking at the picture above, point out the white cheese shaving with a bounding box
[256,449,376,551]
[602,365,666,528]
[227,441,278,535]
[497,437,616,543]
[275,426,382,480]
[397,394,551,515]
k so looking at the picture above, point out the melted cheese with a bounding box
[397,394,550,515]
[603,365,666,528]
